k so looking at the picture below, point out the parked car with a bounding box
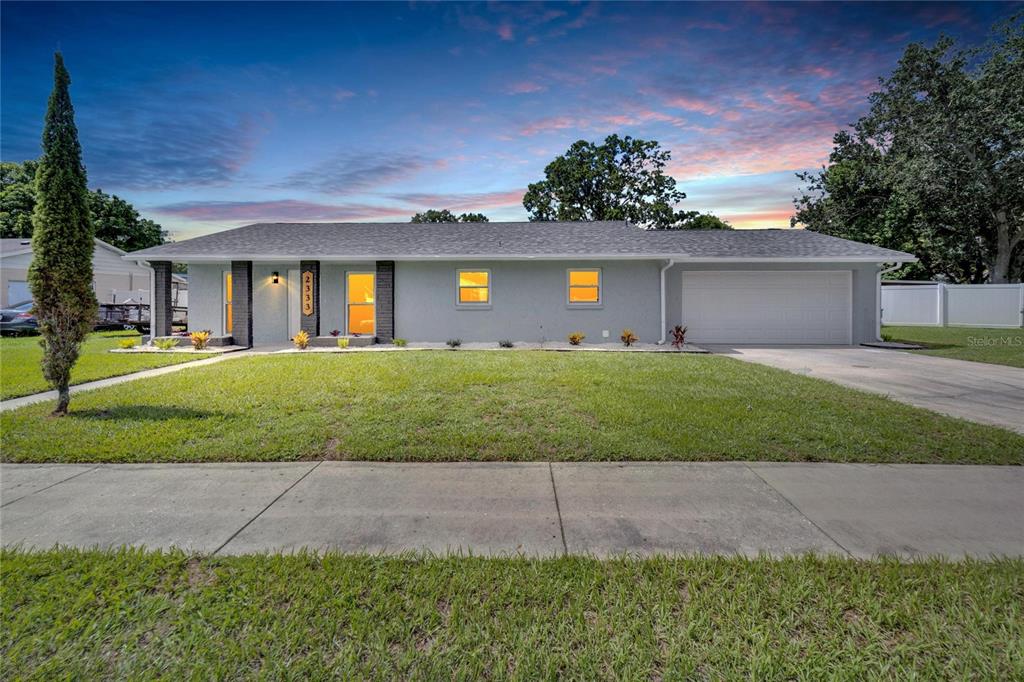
[0,300,38,335]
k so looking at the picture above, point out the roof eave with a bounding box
[124,253,916,263]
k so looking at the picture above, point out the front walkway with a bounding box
[711,346,1024,434]
[0,351,250,412]
[2,462,1020,558]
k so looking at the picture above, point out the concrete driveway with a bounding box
[711,346,1024,434]
[2,462,1022,558]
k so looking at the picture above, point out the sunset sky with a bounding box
[2,1,1017,240]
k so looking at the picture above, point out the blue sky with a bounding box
[2,1,1017,239]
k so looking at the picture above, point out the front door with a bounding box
[346,272,375,336]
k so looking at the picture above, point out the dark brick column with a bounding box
[375,261,395,342]
[151,261,173,338]
[230,261,253,348]
[299,260,320,337]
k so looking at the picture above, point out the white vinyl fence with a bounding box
[882,283,1024,328]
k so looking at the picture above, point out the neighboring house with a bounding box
[125,221,915,347]
[0,237,186,309]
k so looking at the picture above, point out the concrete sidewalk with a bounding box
[2,462,1021,558]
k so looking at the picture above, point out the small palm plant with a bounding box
[190,330,211,350]
[154,337,180,351]
[620,328,638,347]
[567,332,585,346]
[293,330,310,350]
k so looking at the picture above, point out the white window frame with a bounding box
[456,268,492,308]
[566,268,602,307]
[345,271,376,336]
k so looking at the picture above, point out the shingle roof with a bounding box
[126,222,915,262]
[642,228,915,260]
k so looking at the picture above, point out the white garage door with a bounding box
[7,280,31,306]
[681,271,852,344]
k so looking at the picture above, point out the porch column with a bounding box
[231,260,253,348]
[375,260,394,342]
[151,260,173,338]
[299,260,320,337]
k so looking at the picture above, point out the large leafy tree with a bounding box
[523,134,728,229]
[410,209,489,223]
[794,18,1023,282]
[661,212,733,230]
[88,189,165,251]
[28,54,97,416]
[1,160,166,250]
[0,160,39,237]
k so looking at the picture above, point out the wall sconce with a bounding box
[272,272,280,284]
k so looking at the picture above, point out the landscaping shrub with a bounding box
[337,337,350,349]
[329,329,341,337]
[154,338,179,351]
[117,338,137,349]
[498,339,514,348]
[190,330,211,350]
[567,332,585,346]
[670,325,687,349]
[621,329,638,347]
[293,330,310,350]
[392,338,408,347]
[446,338,462,349]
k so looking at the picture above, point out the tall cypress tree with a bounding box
[28,53,97,415]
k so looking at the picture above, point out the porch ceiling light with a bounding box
[272,271,280,284]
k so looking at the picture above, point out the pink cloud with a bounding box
[519,115,582,136]
[764,90,818,113]
[817,80,874,109]
[153,200,410,222]
[664,95,719,116]
[723,206,797,229]
[609,108,690,129]
[801,65,835,79]
[505,80,546,95]
[667,126,835,180]
[916,4,974,28]
[388,189,526,211]
[497,22,514,41]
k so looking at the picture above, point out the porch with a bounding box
[148,260,394,348]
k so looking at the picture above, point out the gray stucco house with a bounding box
[125,221,914,347]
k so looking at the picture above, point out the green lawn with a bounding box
[2,548,1020,679]
[883,325,1024,368]
[2,352,1021,464]
[0,331,214,400]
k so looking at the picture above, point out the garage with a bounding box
[681,270,852,344]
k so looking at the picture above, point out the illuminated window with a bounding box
[567,269,601,304]
[347,272,375,335]
[457,270,490,305]
[223,271,233,334]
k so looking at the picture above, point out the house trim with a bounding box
[126,254,916,264]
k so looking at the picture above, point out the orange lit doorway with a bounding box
[346,272,375,336]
